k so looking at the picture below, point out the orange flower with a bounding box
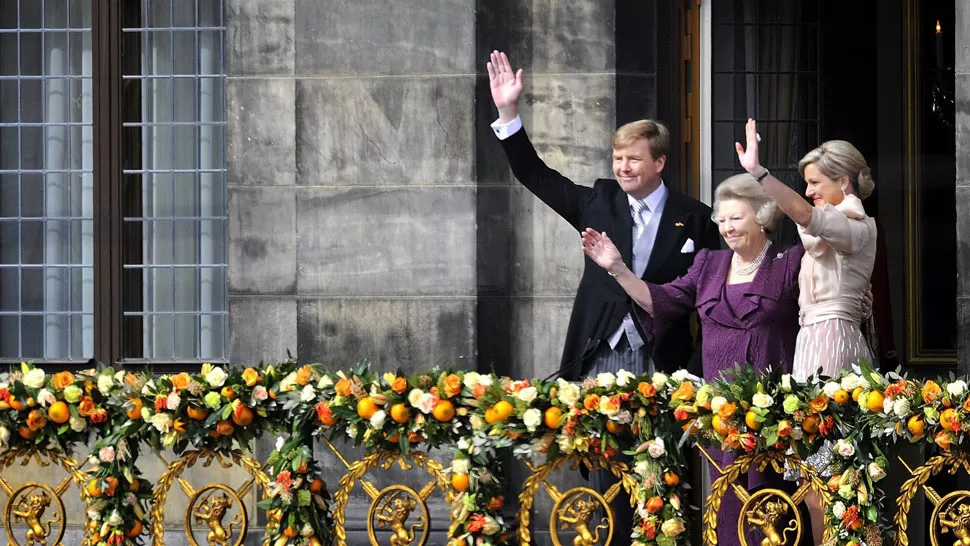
[671,381,695,401]
[488,495,505,511]
[295,366,312,386]
[443,374,462,398]
[84,381,95,396]
[717,402,737,419]
[78,397,96,417]
[808,395,829,414]
[125,372,139,387]
[923,380,942,404]
[963,396,970,414]
[637,382,657,398]
[936,430,953,450]
[335,378,353,397]
[584,394,600,412]
[26,409,47,431]
[391,377,408,394]
[242,368,261,387]
[52,371,75,390]
[171,372,191,392]
[173,419,187,434]
[472,384,486,399]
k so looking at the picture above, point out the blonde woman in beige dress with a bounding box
[735,118,877,546]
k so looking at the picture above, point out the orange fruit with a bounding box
[833,390,850,405]
[605,420,625,434]
[484,408,499,424]
[220,386,237,400]
[390,403,411,424]
[646,496,664,513]
[126,398,144,420]
[385,432,401,443]
[801,415,820,434]
[432,400,456,422]
[941,408,959,432]
[231,404,254,427]
[544,407,564,429]
[908,415,926,436]
[852,387,864,402]
[86,479,102,498]
[451,473,470,492]
[125,520,143,538]
[25,397,36,407]
[47,401,70,425]
[309,478,324,493]
[664,472,680,487]
[130,479,140,492]
[283,526,299,538]
[357,397,379,420]
[866,391,885,413]
[744,410,761,431]
[9,399,25,411]
[186,405,209,421]
[493,400,514,421]
[17,425,37,440]
[711,415,731,436]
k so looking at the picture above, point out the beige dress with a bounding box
[791,194,877,381]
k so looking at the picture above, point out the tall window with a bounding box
[0,0,227,364]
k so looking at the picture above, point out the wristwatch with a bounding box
[754,168,770,183]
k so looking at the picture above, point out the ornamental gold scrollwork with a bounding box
[896,452,970,546]
[149,449,270,546]
[0,448,86,546]
[324,439,447,546]
[699,447,828,546]
[517,455,637,546]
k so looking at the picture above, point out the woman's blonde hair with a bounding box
[798,140,874,200]
[712,173,782,231]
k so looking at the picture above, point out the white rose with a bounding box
[868,462,887,482]
[87,509,101,521]
[596,373,616,389]
[841,374,860,392]
[517,387,538,403]
[300,385,316,402]
[463,372,481,388]
[150,413,173,433]
[205,367,227,388]
[369,410,386,429]
[671,370,691,382]
[106,510,123,527]
[253,386,269,401]
[114,370,126,383]
[835,439,855,457]
[97,375,114,395]
[823,382,841,398]
[478,374,494,387]
[523,408,542,432]
[894,398,911,418]
[417,393,436,414]
[457,438,471,451]
[452,458,470,474]
[647,438,666,459]
[99,446,115,463]
[781,374,793,392]
[858,376,871,389]
[23,368,45,389]
[634,460,649,476]
[711,396,727,414]
[407,389,424,407]
[948,380,968,398]
[651,373,668,390]
[752,393,774,409]
[832,501,845,519]
[616,370,636,388]
[470,415,486,431]
[317,375,333,389]
[346,424,358,438]
[0,426,9,446]
[557,435,575,454]
[166,392,181,411]
[558,381,581,407]
[37,389,55,407]
[599,397,620,416]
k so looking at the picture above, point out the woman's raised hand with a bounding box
[735,118,763,174]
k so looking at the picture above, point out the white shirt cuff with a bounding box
[490,115,523,140]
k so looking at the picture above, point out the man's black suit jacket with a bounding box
[499,128,722,380]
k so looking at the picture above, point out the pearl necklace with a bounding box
[732,240,771,276]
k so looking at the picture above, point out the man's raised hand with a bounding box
[486,50,523,123]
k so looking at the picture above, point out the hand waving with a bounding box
[581,228,624,275]
[734,118,763,174]
[486,51,523,123]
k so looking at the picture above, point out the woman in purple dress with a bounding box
[581,173,802,546]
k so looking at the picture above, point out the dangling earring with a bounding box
[841,185,847,196]
[760,225,765,233]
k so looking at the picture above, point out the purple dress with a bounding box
[638,243,802,546]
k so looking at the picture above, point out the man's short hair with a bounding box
[612,120,670,159]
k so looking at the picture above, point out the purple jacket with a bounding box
[639,243,803,381]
